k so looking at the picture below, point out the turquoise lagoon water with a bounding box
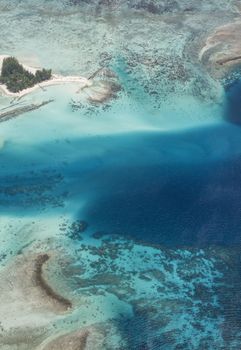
[1,0,241,348]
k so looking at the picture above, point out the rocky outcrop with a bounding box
[200,21,241,70]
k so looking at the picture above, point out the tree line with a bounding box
[0,57,52,93]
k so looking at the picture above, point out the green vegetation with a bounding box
[0,57,52,93]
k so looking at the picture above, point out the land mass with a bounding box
[0,55,91,98]
[199,21,241,75]
[0,56,52,93]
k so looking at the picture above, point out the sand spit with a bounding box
[0,99,54,123]
[42,330,89,350]
[0,55,92,98]
[34,254,72,311]
[38,326,105,350]
[0,253,71,329]
[200,21,241,71]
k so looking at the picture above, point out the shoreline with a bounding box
[0,55,92,98]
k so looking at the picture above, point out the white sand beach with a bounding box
[0,55,92,98]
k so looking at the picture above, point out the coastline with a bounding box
[0,55,92,98]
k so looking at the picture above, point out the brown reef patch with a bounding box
[200,21,241,74]
[34,254,72,311]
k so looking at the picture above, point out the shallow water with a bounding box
[1,1,241,349]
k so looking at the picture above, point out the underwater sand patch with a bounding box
[39,326,105,350]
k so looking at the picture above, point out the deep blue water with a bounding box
[1,121,241,247]
[81,126,241,247]
[225,78,241,125]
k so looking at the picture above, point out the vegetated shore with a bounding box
[0,55,92,98]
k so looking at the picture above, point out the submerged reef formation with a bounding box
[1,0,236,109]
[55,233,241,349]
[67,0,237,14]
[1,230,241,349]
[71,67,121,110]
[0,170,65,209]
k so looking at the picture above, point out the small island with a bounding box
[0,56,52,93]
[0,55,92,98]
[0,55,118,105]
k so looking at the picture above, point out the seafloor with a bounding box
[0,0,241,349]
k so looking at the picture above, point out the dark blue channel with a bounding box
[1,122,241,247]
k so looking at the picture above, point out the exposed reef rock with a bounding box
[0,170,64,209]
[200,21,241,74]
[73,67,121,108]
